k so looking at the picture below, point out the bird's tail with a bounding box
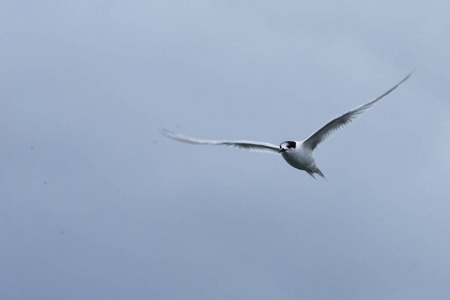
[315,168,326,180]
[306,171,317,179]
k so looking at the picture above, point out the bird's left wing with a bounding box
[158,128,280,154]
[303,72,412,150]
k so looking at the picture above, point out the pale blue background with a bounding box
[1,1,450,299]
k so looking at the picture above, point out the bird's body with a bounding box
[279,141,323,178]
[159,73,412,179]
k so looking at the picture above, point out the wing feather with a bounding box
[303,73,412,150]
[158,128,280,154]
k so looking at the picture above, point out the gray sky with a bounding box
[1,1,450,299]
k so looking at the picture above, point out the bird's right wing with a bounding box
[303,72,412,150]
[158,128,280,154]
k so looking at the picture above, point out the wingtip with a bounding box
[157,128,171,136]
[402,70,415,82]
[158,128,177,140]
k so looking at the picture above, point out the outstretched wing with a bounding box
[303,72,412,150]
[158,128,280,154]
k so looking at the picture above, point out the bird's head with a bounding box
[279,141,296,153]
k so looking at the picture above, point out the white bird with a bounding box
[159,73,412,179]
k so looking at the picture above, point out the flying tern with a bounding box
[159,73,411,179]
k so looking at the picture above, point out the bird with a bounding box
[159,73,412,179]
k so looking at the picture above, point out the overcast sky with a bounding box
[1,1,450,299]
